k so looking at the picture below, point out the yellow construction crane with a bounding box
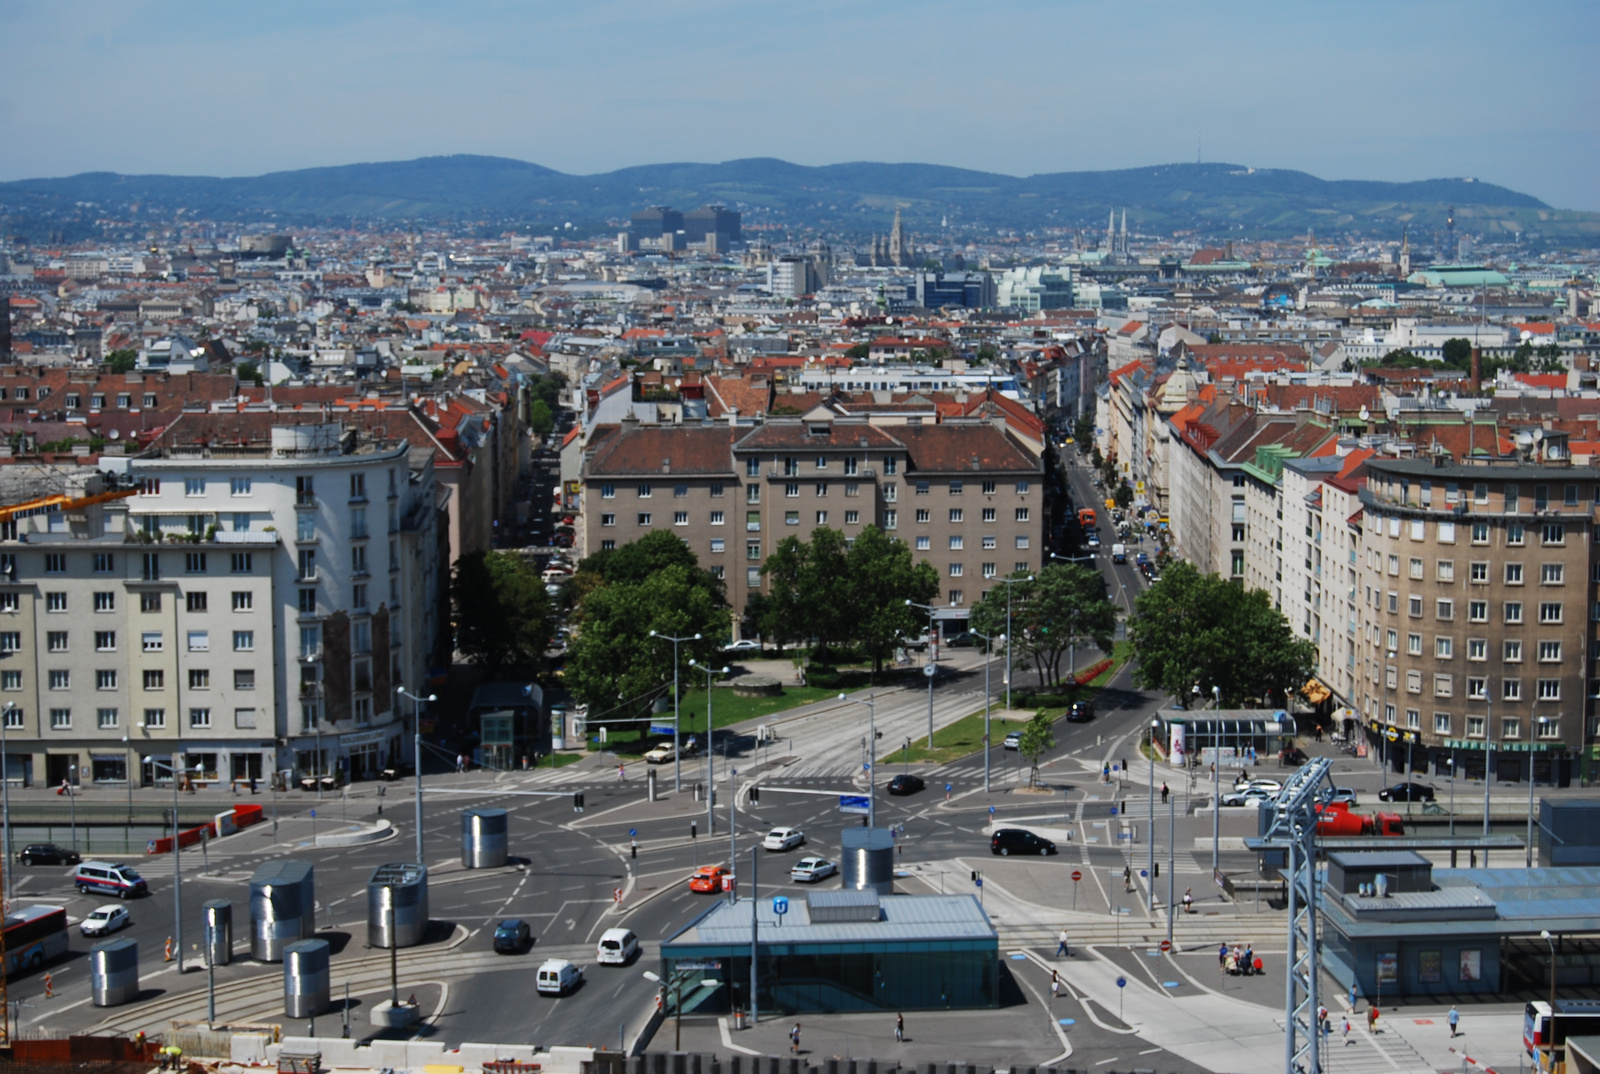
[0,487,140,525]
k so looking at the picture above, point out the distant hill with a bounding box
[3,155,1595,244]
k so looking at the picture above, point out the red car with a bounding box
[688,865,729,893]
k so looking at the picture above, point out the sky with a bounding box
[2,0,1597,211]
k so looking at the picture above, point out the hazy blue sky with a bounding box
[3,0,1596,210]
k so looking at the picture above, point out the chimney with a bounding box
[1469,347,1482,393]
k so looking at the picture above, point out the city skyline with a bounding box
[1,0,1596,211]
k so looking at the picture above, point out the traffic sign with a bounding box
[1160,939,1172,952]
[1116,977,1127,989]
[629,828,637,838]
[923,664,936,678]
[773,896,789,916]
[838,794,870,815]
[309,808,316,818]
[613,888,622,903]
[989,805,995,815]
[1071,870,1082,882]
[974,877,983,888]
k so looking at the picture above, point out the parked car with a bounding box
[689,865,729,893]
[762,827,805,851]
[990,829,1057,856]
[535,958,583,995]
[944,632,977,647]
[722,639,763,653]
[493,919,532,954]
[1066,701,1095,722]
[596,928,639,965]
[1327,787,1359,807]
[18,843,80,866]
[790,857,837,883]
[1220,787,1274,807]
[79,905,131,937]
[1002,731,1022,751]
[1378,782,1435,803]
[887,774,925,796]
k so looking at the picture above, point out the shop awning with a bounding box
[1302,678,1332,704]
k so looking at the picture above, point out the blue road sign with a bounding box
[773,896,789,916]
[629,828,637,838]
[838,794,870,815]
[1110,806,1118,816]
[309,808,316,818]
[989,806,995,815]
[1116,977,1127,989]
[975,877,983,887]
[945,783,952,792]
[649,725,675,737]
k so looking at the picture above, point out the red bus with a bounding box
[1078,508,1096,529]
[3,905,68,976]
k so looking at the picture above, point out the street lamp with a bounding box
[995,576,1033,710]
[0,702,15,904]
[1483,676,1495,837]
[649,630,701,792]
[1541,929,1557,1016]
[839,693,878,828]
[397,686,436,864]
[1446,753,1457,864]
[688,661,730,835]
[122,733,134,828]
[1210,684,1222,875]
[1148,718,1159,912]
[1384,649,1397,772]
[905,600,939,746]
[971,631,1004,793]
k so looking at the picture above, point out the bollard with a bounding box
[648,768,657,803]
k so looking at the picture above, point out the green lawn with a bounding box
[533,751,582,769]
[886,708,1032,766]
[591,674,882,755]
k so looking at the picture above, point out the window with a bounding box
[352,584,367,611]
[1543,523,1566,546]
[709,565,724,579]
[916,536,931,551]
[185,591,208,613]
[1434,712,1452,734]
[1505,602,1523,624]
[949,563,963,577]
[949,481,963,495]
[1537,679,1561,701]
[46,631,67,652]
[1468,638,1487,661]
[48,670,68,690]
[948,590,963,605]
[1409,557,1424,580]
[184,478,205,497]
[915,509,930,523]
[1537,718,1561,739]
[674,511,689,526]
[915,481,929,495]
[814,457,828,471]
[746,510,761,532]
[1436,637,1453,659]
[1436,598,1454,620]
[0,671,18,691]
[1437,560,1455,582]
[1467,677,1487,700]
[1387,592,1398,613]
[45,592,66,613]
[1503,679,1522,702]
[637,483,652,498]
[949,536,964,550]
[93,591,117,613]
[296,513,316,542]
[142,670,163,690]
[883,457,897,475]
[844,510,859,525]
[1507,523,1525,546]
[1408,595,1423,617]
[1406,708,1421,729]
[351,545,367,574]
[1406,633,1422,656]
[949,508,963,523]
[187,630,210,652]
[96,669,117,691]
[1539,602,1563,624]
[141,631,162,652]
[1467,561,1489,584]
[1505,639,1523,663]
[350,507,368,539]
[1502,717,1521,740]
[1016,535,1030,549]
[673,484,688,498]
[232,630,254,652]
[231,477,251,496]
[94,630,115,651]
[1015,508,1030,522]
[1468,600,1488,622]
[296,475,316,506]
[747,567,761,587]
[883,484,897,503]
[1387,554,1399,576]
[746,484,761,504]
[93,552,114,573]
[1541,563,1565,585]
[844,457,858,476]
[1538,640,1561,662]
[0,593,18,615]
[710,483,725,497]
[141,592,161,612]
[784,511,799,526]
[709,538,725,554]
[1404,669,1422,694]
[746,541,762,561]
[785,483,799,499]
[189,708,212,729]
[49,709,70,730]
[815,511,828,525]
[1465,715,1485,738]
[298,550,316,580]
[982,507,996,523]
[601,484,615,499]
[883,510,897,529]
[184,552,207,574]
[297,588,317,615]
[189,669,210,690]
[601,513,616,527]
[1505,563,1524,585]
[1433,674,1452,698]
[44,553,65,574]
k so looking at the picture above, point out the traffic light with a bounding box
[749,785,760,804]
[971,870,978,882]
[573,792,584,812]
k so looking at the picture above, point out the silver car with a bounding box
[790,857,837,883]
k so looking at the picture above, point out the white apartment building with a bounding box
[0,419,444,791]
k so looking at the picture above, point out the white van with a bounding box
[536,958,583,995]
[596,928,639,965]
[541,568,572,586]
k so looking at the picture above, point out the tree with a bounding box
[1113,481,1134,510]
[845,342,870,360]
[106,349,137,374]
[237,360,263,386]
[529,398,555,442]
[970,564,1116,688]
[846,525,938,672]
[529,371,568,411]
[1441,337,1473,369]
[581,529,724,599]
[1072,414,1093,448]
[452,551,554,673]
[1018,710,1055,787]
[1126,561,1316,707]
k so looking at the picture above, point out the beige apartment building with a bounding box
[579,415,1043,632]
[1355,455,1593,783]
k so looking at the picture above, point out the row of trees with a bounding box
[967,563,1116,689]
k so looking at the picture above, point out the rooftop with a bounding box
[666,892,996,949]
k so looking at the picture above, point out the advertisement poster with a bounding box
[1460,949,1482,982]
[1418,950,1443,984]
[1377,953,1399,984]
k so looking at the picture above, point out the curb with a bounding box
[313,819,396,847]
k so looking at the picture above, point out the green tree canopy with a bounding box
[529,398,555,442]
[451,551,554,673]
[969,563,1116,688]
[1126,561,1316,707]
[106,349,137,374]
[1018,709,1056,787]
[579,530,725,599]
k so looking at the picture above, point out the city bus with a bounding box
[3,905,69,976]
[1525,999,1600,1073]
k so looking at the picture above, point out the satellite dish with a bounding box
[108,429,120,440]
[1358,406,1370,422]
[1520,330,1534,342]
[1532,428,1545,442]
[1516,431,1535,448]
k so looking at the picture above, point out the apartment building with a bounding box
[1354,455,1592,782]
[579,415,1042,630]
[0,419,444,790]
[1281,455,1369,710]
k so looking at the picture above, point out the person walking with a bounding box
[1056,928,1070,957]
[1050,977,1060,1003]
[1448,1005,1460,1038]
[1161,782,1169,805]
[1318,1005,1328,1035]
[1182,888,1193,914]
[1123,864,1133,892]
[1342,1016,1352,1045]
[1102,763,1111,784]
[1367,1005,1379,1033]
[1219,942,1228,972]
[790,1023,801,1054]
[895,1012,904,1042]
[1348,981,1358,1011]
[455,753,466,774]
[617,762,626,783]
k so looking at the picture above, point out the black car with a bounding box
[18,843,80,866]
[1066,701,1095,722]
[493,919,533,954]
[887,774,925,796]
[1378,782,1436,803]
[990,829,1057,856]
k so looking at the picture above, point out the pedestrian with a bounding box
[1182,888,1193,914]
[1243,943,1255,975]
[1161,782,1169,805]
[1448,1005,1459,1038]
[1051,978,1060,1002]
[1318,1005,1328,1035]
[1056,928,1070,957]
[455,753,465,773]
[521,755,529,771]
[1367,1005,1379,1033]
[790,1023,801,1054]
[1123,864,1132,892]
[618,762,626,782]
[1342,1016,1352,1044]
[1102,763,1111,784]
[1218,942,1228,972]
[895,1012,904,1042]
[1348,982,1357,1011]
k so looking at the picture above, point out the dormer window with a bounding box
[808,424,830,437]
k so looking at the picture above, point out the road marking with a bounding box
[1094,1058,1117,1066]
[1139,1047,1162,1055]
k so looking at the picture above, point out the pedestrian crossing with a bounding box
[1273,1016,1433,1074]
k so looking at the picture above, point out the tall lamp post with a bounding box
[170,730,184,973]
[397,686,436,864]
[906,601,940,746]
[839,694,878,828]
[1210,685,1221,875]
[688,662,730,835]
[0,702,15,904]
[649,630,700,792]
[971,631,1003,793]
[1483,677,1495,837]
[1541,929,1557,1016]
[996,576,1033,710]
[1148,718,1159,912]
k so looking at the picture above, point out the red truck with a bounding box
[1315,802,1405,837]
